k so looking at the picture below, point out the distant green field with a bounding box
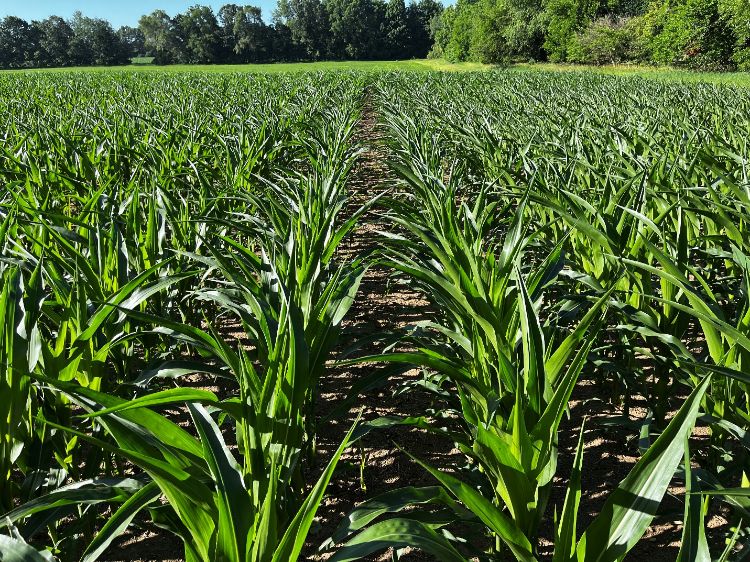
[129,56,155,65]
[14,57,750,86]
[513,62,750,87]
[23,59,490,73]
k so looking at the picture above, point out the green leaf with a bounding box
[675,436,709,562]
[533,339,593,449]
[517,267,546,417]
[272,412,361,562]
[0,533,54,562]
[82,482,161,562]
[188,404,251,562]
[80,388,220,419]
[327,486,469,545]
[3,478,145,524]
[328,518,468,562]
[576,375,711,562]
[402,450,536,561]
[553,422,585,562]
[134,360,229,387]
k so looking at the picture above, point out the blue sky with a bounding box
[0,1,278,27]
[1,0,455,28]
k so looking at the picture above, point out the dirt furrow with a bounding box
[305,88,462,562]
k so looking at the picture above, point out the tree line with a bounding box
[0,0,442,68]
[432,0,750,70]
[3,0,748,70]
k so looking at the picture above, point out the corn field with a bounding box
[1,69,750,561]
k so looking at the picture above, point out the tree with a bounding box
[270,21,298,59]
[68,11,128,66]
[434,0,512,63]
[383,0,410,58]
[274,0,331,59]
[218,3,243,59]
[326,0,383,59]
[639,0,734,68]
[139,10,180,63]
[32,16,73,67]
[219,4,270,62]
[430,0,544,63]
[175,5,222,64]
[430,4,456,57]
[568,15,635,63]
[439,0,479,61]
[719,0,750,68]
[118,25,146,59]
[68,12,95,65]
[501,0,547,59]
[543,0,599,61]
[468,0,514,63]
[406,0,443,58]
[0,16,39,69]
[607,0,647,15]
[0,0,451,67]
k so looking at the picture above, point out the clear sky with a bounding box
[0,1,278,27]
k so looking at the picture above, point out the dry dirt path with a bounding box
[303,87,462,561]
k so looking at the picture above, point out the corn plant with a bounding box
[8,373,359,562]
[329,376,711,561]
